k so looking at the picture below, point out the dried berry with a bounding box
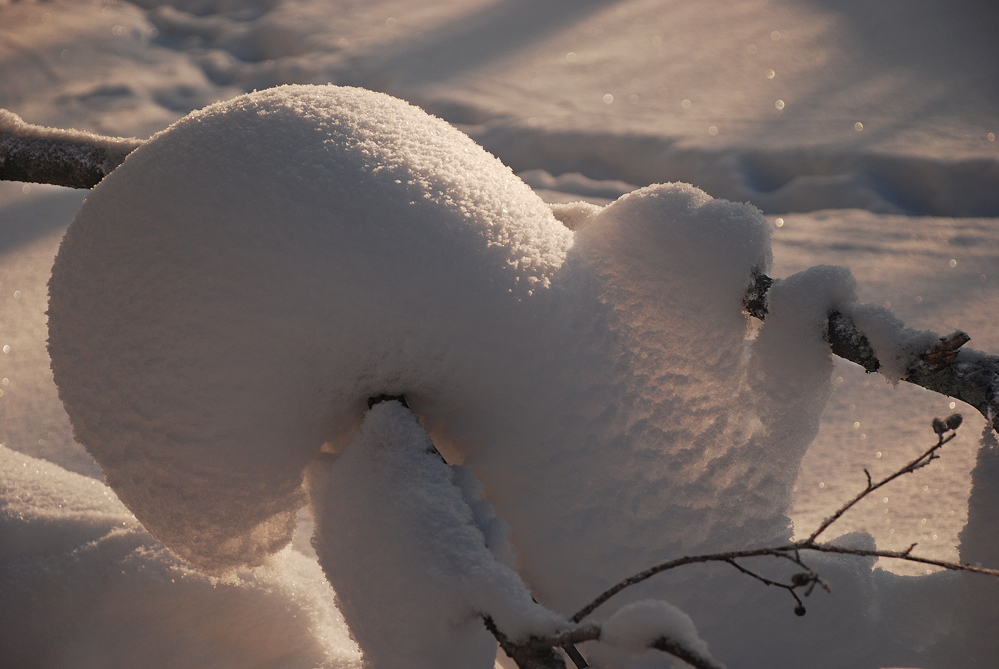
[932,417,948,435]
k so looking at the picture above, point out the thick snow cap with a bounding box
[50,84,814,615]
[48,84,573,574]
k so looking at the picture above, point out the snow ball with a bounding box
[48,84,572,575]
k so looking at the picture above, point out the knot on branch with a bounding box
[742,267,773,319]
[921,331,971,372]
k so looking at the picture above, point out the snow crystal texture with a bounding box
[49,85,875,667]
[308,401,565,669]
[48,84,572,574]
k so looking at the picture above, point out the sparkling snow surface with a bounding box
[2,1,998,668]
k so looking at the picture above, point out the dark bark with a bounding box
[0,109,143,189]
[745,271,999,433]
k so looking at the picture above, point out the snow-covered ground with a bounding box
[2,0,998,667]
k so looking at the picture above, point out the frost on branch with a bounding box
[0,109,142,188]
[307,401,567,668]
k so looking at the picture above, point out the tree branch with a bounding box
[5,114,998,427]
[650,637,727,669]
[0,109,143,189]
[571,417,999,624]
[484,616,569,669]
[744,269,999,433]
[485,618,725,669]
[805,417,959,543]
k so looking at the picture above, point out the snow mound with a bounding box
[308,401,566,669]
[0,445,361,668]
[49,86,867,648]
[48,84,572,574]
[600,599,719,667]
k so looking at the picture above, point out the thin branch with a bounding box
[0,109,143,188]
[650,637,727,669]
[572,418,999,623]
[560,643,589,668]
[802,543,999,576]
[723,558,805,611]
[805,429,956,543]
[571,546,797,623]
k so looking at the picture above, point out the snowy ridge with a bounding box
[0,445,362,668]
[473,123,999,216]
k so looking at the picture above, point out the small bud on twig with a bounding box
[790,572,812,587]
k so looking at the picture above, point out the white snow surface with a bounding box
[0,444,362,668]
[308,400,566,669]
[3,1,999,667]
[47,84,572,574]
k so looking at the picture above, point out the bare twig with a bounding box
[571,416,999,624]
[805,423,958,543]
[723,557,806,612]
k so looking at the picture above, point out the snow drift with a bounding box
[0,444,361,668]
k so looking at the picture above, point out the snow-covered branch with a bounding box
[570,416,999,625]
[0,109,142,189]
[6,115,998,438]
[745,269,999,433]
[485,613,726,669]
[5,114,999,438]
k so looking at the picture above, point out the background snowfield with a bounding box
[1,0,997,667]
